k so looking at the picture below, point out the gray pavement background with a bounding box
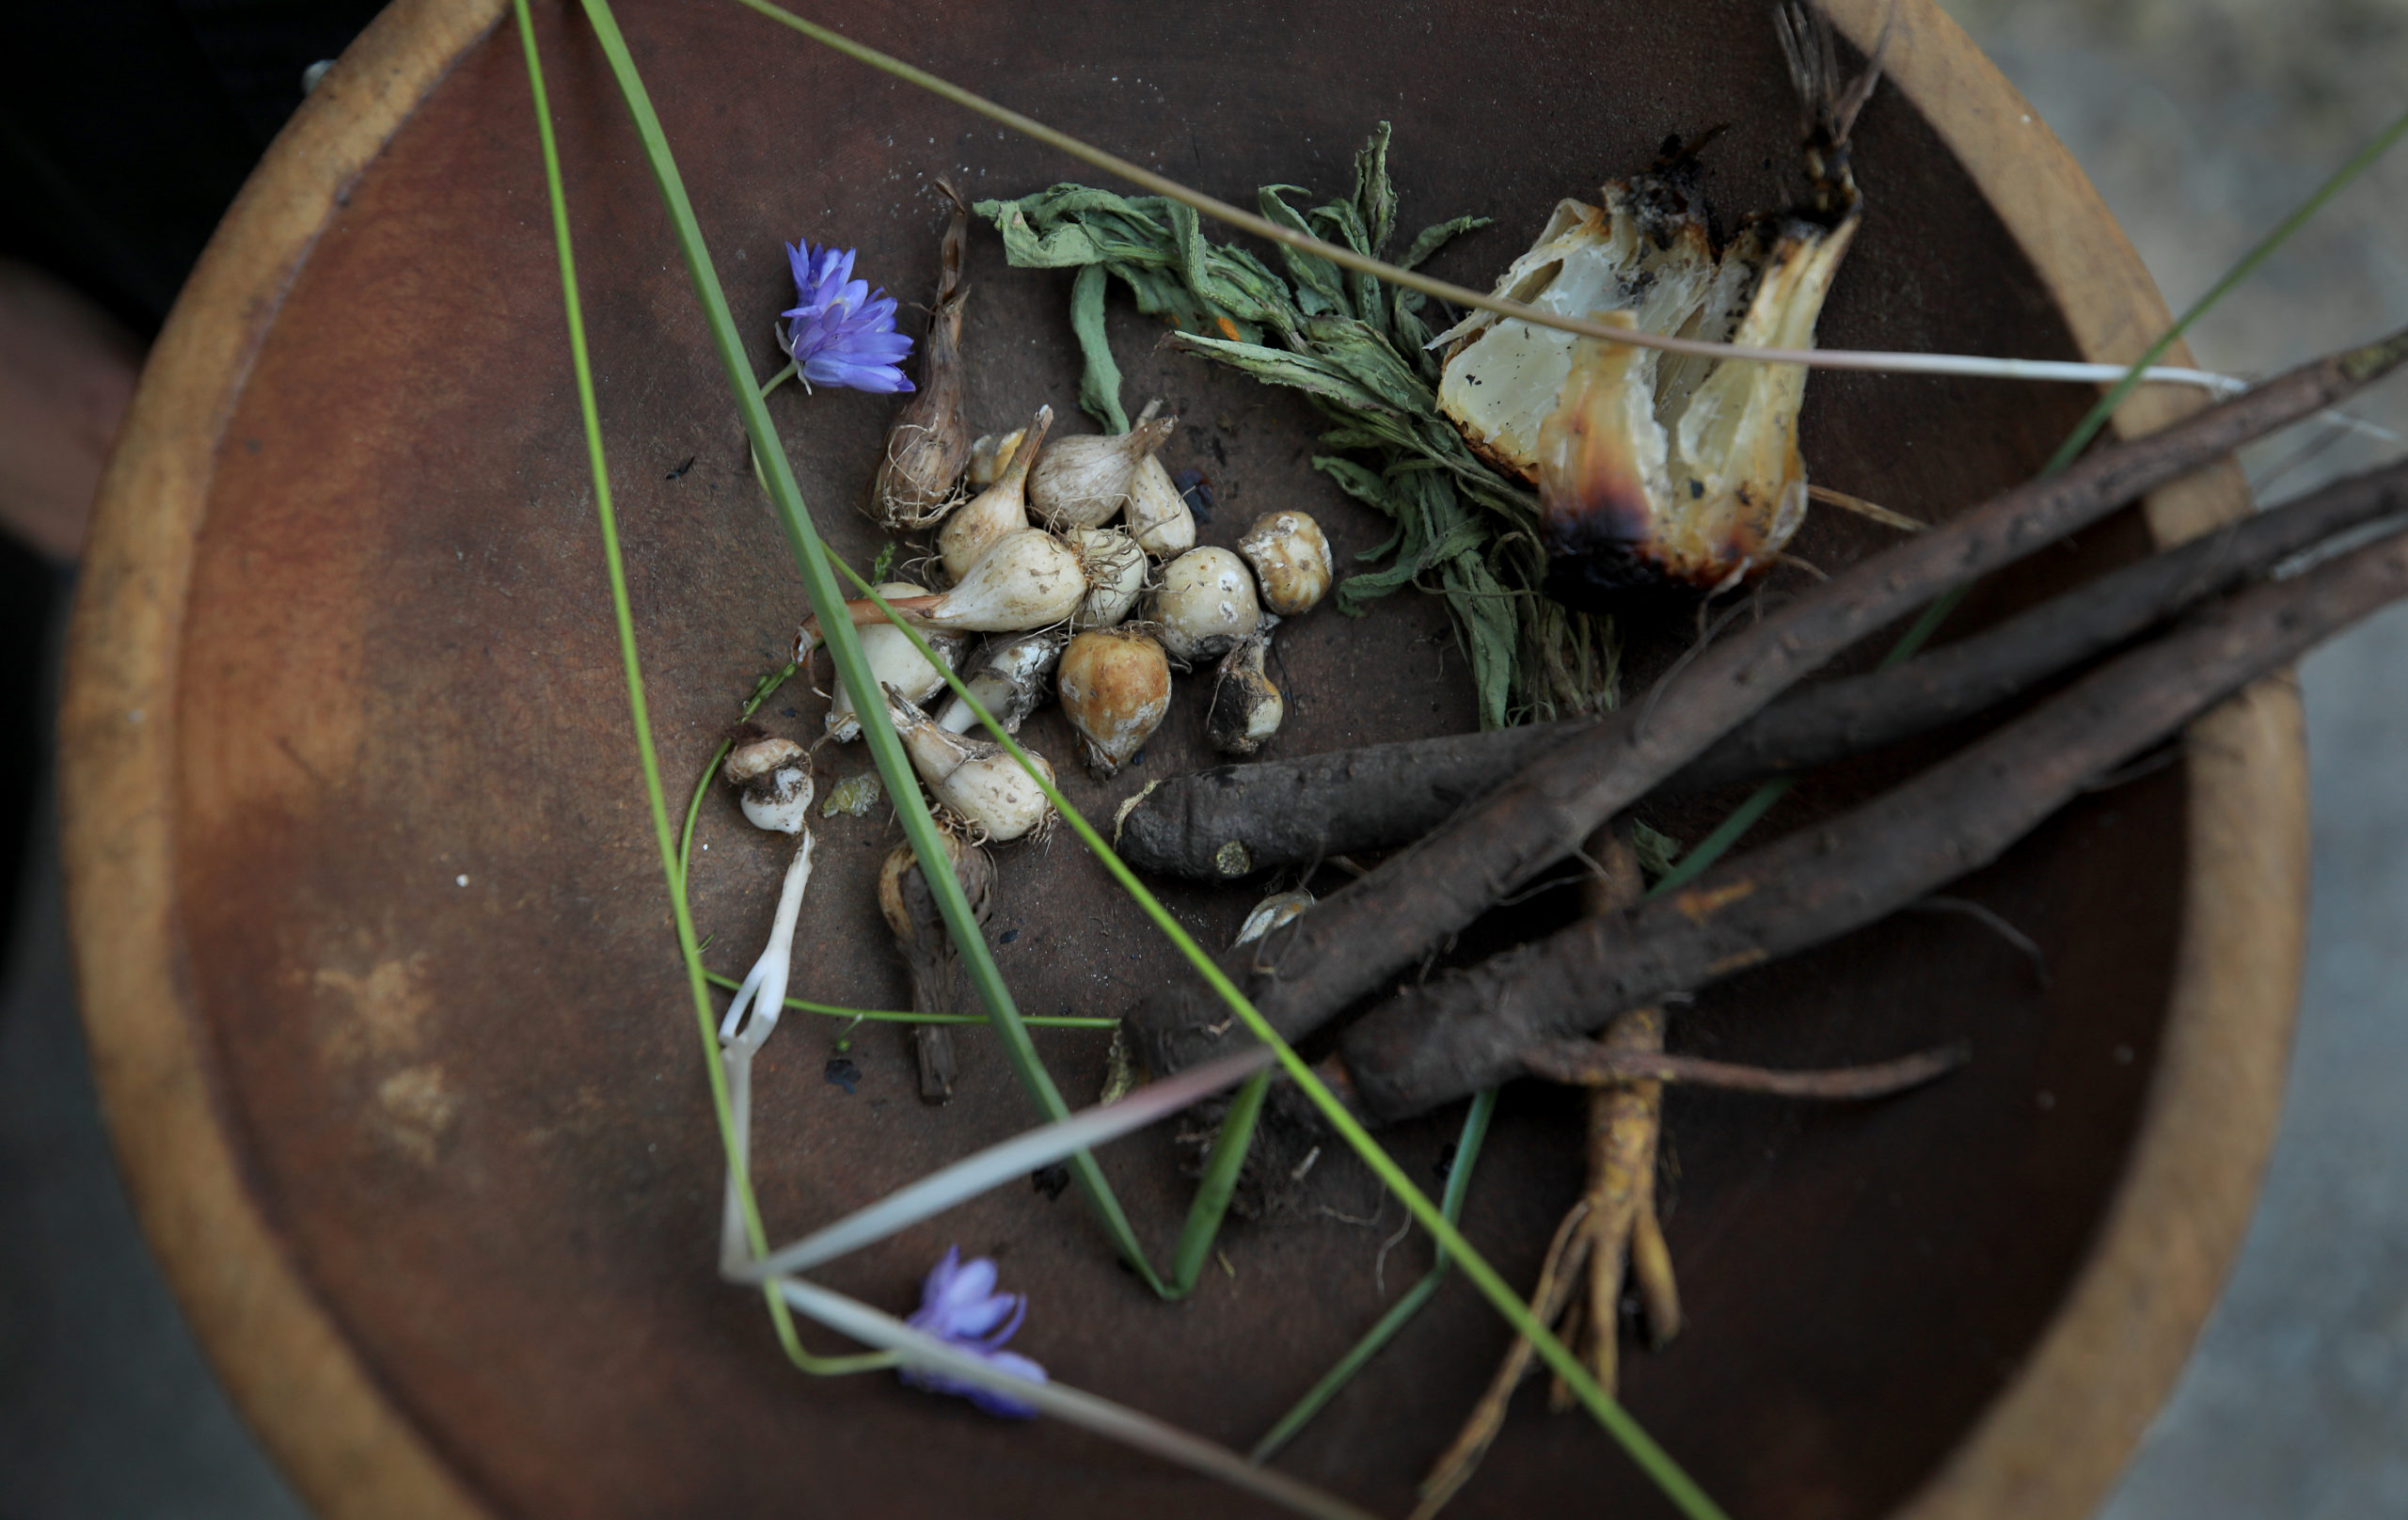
[1935,2,2408,1513]
[1,3,2404,1515]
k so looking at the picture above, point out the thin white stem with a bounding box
[719,833,815,1051]
[716,958,769,1044]
[1797,356,2241,388]
[727,1047,1276,1284]
[721,1045,756,1273]
[774,1275,1377,1520]
[716,834,815,1271]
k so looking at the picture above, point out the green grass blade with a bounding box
[816,578,1725,1519]
[1169,1069,1271,1295]
[721,0,2222,396]
[699,970,1115,1026]
[1248,1087,1497,1463]
[2045,100,2408,479]
[1885,100,2408,668]
[513,0,891,1377]
[574,0,1172,1297]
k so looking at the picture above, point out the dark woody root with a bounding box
[1131,329,2408,1080]
[1114,456,2408,883]
[1330,519,2408,1124]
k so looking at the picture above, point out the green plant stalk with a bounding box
[1660,100,2408,883]
[722,0,2236,395]
[576,0,1173,1298]
[514,0,893,1378]
[700,971,1115,1027]
[673,659,794,895]
[1649,778,1797,898]
[1249,1087,1497,1464]
[826,573,1723,1520]
[1169,1069,1271,1295]
[1885,98,2408,668]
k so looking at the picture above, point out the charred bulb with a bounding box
[1207,629,1284,757]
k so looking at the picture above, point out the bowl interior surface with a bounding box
[166,2,2182,1515]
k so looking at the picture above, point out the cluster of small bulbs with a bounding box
[800,398,1337,845]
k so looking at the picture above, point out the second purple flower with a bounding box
[898,1245,1047,1418]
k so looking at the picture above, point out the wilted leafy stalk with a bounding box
[974,128,1619,729]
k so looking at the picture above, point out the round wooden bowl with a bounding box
[62,1,2301,1516]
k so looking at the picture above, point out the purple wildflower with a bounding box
[780,241,914,395]
[898,1246,1047,1418]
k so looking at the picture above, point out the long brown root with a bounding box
[1338,516,2408,1122]
[1132,340,2401,1053]
[1114,456,2408,882]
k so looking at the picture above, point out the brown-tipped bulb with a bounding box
[938,404,1052,582]
[966,427,1026,490]
[1058,627,1171,779]
[825,582,966,742]
[1236,510,1333,615]
[1207,629,1283,757]
[1070,528,1147,629]
[868,183,974,529]
[1123,452,1196,558]
[886,686,1056,842]
[1027,401,1177,532]
[1151,546,1260,664]
[722,733,815,834]
[938,628,1067,735]
[722,733,804,786]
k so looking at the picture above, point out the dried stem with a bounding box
[879,837,997,1102]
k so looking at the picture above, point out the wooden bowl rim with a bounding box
[57,2,2302,1516]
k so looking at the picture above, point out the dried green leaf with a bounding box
[975,128,1618,729]
[1069,263,1131,433]
[1396,214,1491,272]
[1630,820,1686,881]
[1164,329,1399,415]
[1259,184,1348,311]
[1351,120,1397,257]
